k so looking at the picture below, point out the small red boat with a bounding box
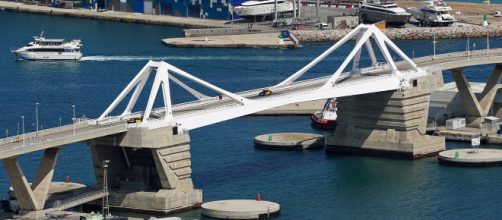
[310,98,337,130]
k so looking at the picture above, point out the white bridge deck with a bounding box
[1,29,502,160]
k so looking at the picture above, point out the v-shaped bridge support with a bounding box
[451,65,502,127]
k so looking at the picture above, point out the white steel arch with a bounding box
[98,24,427,132]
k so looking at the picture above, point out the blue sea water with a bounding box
[2,11,502,219]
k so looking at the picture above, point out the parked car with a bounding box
[258,89,272,96]
[494,11,502,17]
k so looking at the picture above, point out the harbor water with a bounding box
[2,11,502,219]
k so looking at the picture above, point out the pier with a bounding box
[163,32,299,48]
[2,24,502,217]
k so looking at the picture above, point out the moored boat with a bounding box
[233,0,294,21]
[408,0,456,27]
[359,0,411,27]
[310,98,337,130]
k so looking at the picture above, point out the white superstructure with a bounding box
[233,0,293,18]
[13,32,83,61]
[408,0,456,26]
[359,0,411,27]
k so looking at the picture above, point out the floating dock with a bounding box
[162,33,299,49]
[254,133,324,150]
[438,149,502,166]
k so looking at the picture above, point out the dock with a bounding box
[162,32,299,48]
[0,1,227,28]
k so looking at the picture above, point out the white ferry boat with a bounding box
[233,0,294,20]
[13,32,82,61]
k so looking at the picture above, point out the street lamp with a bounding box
[21,116,25,146]
[466,35,470,59]
[35,102,39,134]
[487,26,490,54]
[72,105,76,135]
[102,160,110,217]
[432,32,437,60]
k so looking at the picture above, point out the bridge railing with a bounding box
[46,189,109,212]
[0,122,126,156]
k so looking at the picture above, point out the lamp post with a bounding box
[487,26,490,54]
[35,102,39,134]
[274,0,278,21]
[102,160,110,217]
[466,35,470,59]
[432,32,437,60]
[21,116,25,146]
[72,105,76,135]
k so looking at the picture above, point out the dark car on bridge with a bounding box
[258,89,272,97]
[127,117,142,124]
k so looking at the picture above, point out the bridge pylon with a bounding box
[98,60,250,125]
[274,24,423,89]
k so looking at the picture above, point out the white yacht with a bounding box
[359,0,411,27]
[408,0,456,27]
[13,32,82,61]
[233,0,294,20]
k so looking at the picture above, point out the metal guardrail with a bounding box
[46,189,109,212]
[0,123,126,156]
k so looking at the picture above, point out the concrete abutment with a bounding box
[88,126,202,213]
[326,72,446,159]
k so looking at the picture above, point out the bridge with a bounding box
[1,24,502,217]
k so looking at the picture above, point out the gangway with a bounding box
[45,189,109,212]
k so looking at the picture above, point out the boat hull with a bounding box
[359,8,411,27]
[234,2,294,19]
[14,51,82,60]
[310,113,337,130]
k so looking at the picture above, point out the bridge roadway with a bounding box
[1,48,501,159]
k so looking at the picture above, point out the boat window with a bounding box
[27,48,66,52]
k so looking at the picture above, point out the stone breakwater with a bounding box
[292,25,502,42]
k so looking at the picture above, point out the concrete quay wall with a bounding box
[0,1,226,28]
[292,25,502,42]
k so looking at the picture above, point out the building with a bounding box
[80,0,245,19]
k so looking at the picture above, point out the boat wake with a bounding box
[79,55,331,62]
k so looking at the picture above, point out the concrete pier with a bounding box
[87,126,202,214]
[326,72,446,159]
[162,33,299,49]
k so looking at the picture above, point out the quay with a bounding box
[162,32,299,48]
[292,24,502,42]
[2,24,502,218]
[0,1,227,28]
